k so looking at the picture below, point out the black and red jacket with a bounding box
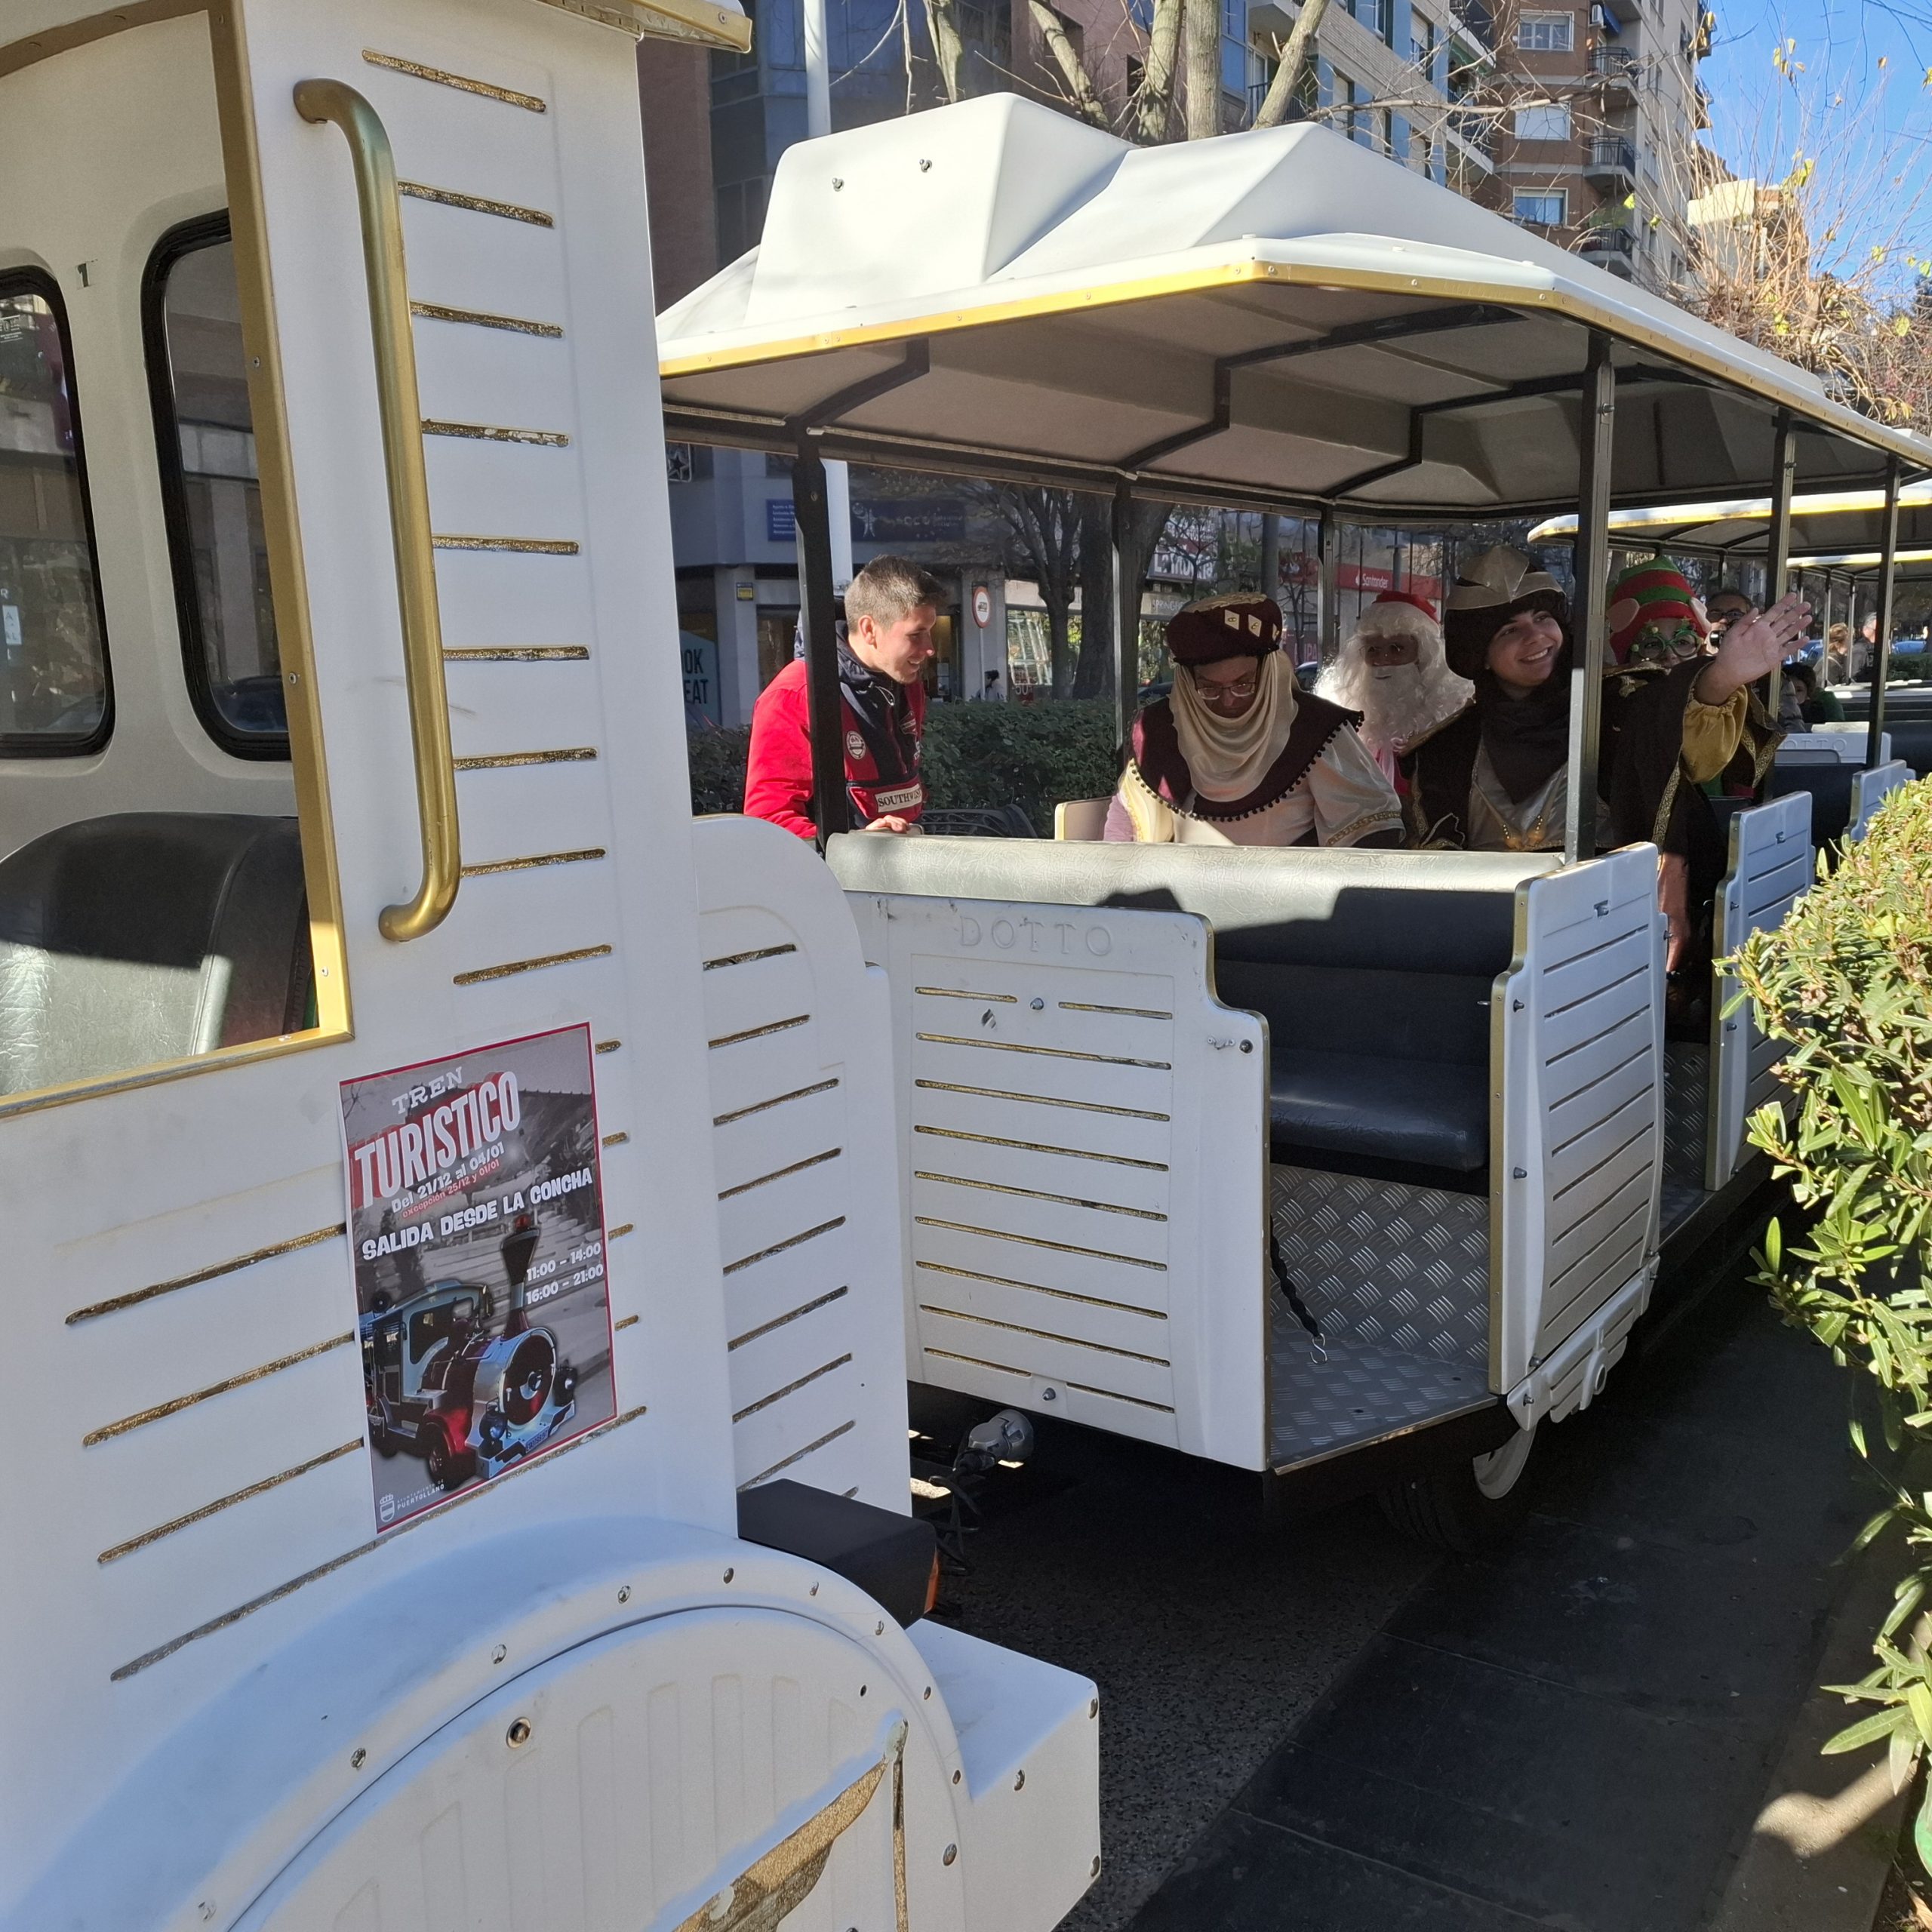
[744,636,928,838]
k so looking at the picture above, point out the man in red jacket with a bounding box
[744,555,943,839]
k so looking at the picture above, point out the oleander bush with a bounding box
[1734,778,1932,1836]
[685,698,1120,830]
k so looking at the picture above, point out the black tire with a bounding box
[1377,1423,1540,1553]
[421,1425,475,1492]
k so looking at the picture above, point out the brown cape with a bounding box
[1129,689,1355,828]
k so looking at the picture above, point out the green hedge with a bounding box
[1734,779,1932,1846]
[686,699,1119,830]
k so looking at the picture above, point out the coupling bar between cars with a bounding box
[294,78,460,943]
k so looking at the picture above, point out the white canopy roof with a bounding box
[1530,484,1932,565]
[659,95,1932,519]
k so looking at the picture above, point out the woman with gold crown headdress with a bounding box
[1106,592,1404,848]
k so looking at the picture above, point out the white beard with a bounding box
[1352,663,1464,756]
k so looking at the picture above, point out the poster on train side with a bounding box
[339,1023,616,1532]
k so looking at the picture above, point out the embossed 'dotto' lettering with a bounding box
[953,912,1112,958]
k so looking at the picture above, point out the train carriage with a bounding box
[657,94,1932,1541]
[0,7,1099,1928]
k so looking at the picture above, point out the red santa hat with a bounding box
[1349,589,1441,651]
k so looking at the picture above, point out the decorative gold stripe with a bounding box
[917,1031,1171,1072]
[730,1285,848,1352]
[1059,1000,1173,1020]
[732,1353,852,1423]
[596,1038,622,1054]
[914,1078,1170,1122]
[919,1303,1170,1367]
[713,1077,838,1127]
[719,1147,840,1200]
[914,1170,1167,1221]
[398,180,554,226]
[361,49,548,112]
[99,1441,361,1564]
[454,943,614,985]
[444,645,589,661]
[916,1257,1167,1318]
[709,1014,808,1050]
[614,1313,640,1331]
[916,986,1018,1004]
[411,299,562,338]
[913,1124,1168,1171]
[742,1419,855,1489]
[461,847,606,877]
[724,1217,846,1275]
[66,1223,345,1326]
[914,1215,1165,1270]
[454,746,598,770]
[704,943,798,971]
[85,1334,353,1445]
[423,418,571,446]
[601,1131,629,1146]
[110,1405,651,1681]
[433,534,580,554]
[1064,1377,1174,1411]
[608,1223,635,1238]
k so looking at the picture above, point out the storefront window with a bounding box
[0,274,110,756]
[146,217,286,756]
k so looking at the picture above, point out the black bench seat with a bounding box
[1270,1049,1489,1173]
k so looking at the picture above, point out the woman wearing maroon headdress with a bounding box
[1104,592,1403,848]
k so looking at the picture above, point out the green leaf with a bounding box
[1825,1706,1914,1752]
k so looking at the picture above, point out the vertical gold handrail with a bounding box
[294,78,460,942]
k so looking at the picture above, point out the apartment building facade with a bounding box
[1474,0,1710,285]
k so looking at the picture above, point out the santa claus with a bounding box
[1315,590,1472,781]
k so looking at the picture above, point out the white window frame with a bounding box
[1513,103,1572,140]
[1515,12,1574,51]
[1512,189,1568,226]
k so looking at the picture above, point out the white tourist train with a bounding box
[657,94,1932,1545]
[0,5,1099,1929]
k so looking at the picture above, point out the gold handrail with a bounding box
[294,78,460,942]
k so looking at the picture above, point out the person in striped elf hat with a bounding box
[1605,556,1711,669]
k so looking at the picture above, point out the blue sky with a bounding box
[1700,0,1932,275]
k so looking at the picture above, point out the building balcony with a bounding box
[1578,224,1636,276]
[1583,136,1635,186]
[1588,46,1640,103]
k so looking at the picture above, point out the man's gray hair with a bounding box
[845,555,946,633]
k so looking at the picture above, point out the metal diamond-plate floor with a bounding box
[1269,1167,1494,1469]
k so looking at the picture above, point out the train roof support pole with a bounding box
[793,435,849,846]
[1868,454,1903,771]
[1317,509,1340,667]
[1112,481,1138,753]
[1761,409,1797,738]
[1565,332,1616,866]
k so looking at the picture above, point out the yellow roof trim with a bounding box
[535,0,749,52]
[1531,481,1932,543]
[661,252,1927,469]
[1791,548,1932,568]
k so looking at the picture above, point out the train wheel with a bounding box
[1377,1422,1540,1553]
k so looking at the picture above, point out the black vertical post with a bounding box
[1761,410,1797,738]
[792,437,848,844]
[1112,481,1137,752]
[1565,332,1616,865]
[1867,455,1902,771]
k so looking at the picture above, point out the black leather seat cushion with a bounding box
[0,812,308,1097]
[1271,1049,1490,1173]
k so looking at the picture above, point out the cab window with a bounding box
[144,215,287,757]
[0,272,111,757]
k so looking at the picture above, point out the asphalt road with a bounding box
[924,1263,1871,1932]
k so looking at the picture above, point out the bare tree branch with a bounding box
[1251,0,1331,130]
[923,0,968,103]
[1135,0,1183,142]
[1027,0,1112,128]
[1183,0,1220,140]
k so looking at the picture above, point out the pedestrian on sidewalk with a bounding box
[743,555,942,840]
